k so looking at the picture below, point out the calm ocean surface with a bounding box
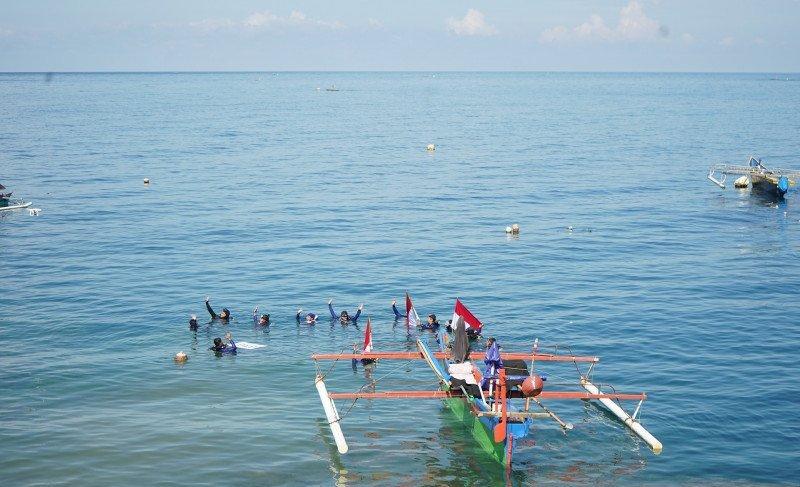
[1,72,799,486]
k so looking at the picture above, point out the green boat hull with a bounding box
[445,396,508,465]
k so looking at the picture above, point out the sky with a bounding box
[0,0,798,72]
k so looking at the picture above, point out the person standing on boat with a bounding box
[328,299,363,324]
[296,309,318,324]
[252,306,270,326]
[205,296,231,322]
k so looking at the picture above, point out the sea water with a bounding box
[1,72,799,486]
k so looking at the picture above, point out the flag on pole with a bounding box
[363,318,373,353]
[406,292,421,327]
[452,298,483,333]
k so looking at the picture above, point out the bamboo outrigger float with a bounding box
[312,311,662,469]
[708,156,800,198]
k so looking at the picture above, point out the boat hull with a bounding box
[751,173,788,197]
[444,395,531,466]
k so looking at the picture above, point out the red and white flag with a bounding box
[452,298,483,332]
[363,318,373,353]
[406,292,421,328]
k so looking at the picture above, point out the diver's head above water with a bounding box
[259,314,270,325]
[339,310,350,323]
[220,308,230,320]
[428,314,437,325]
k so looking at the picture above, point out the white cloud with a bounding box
[719,36,734,46]
[446,9,497,37]
[367,18,384,29]
[753,36,766,46]
[0,27,15,37]
[540,1,667,43]
[681,33,694,44]
[186,10,344,32]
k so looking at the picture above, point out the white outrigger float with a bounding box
[708,156,800,198]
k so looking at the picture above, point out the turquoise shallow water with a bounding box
[1,72,799,486]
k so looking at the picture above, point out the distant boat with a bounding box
[708,156,800,198]
[325,84,339,92]
[0,182,32,212]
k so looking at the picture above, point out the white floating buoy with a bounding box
[734,176,749,188]
[567,225,574,232]
[143,178,150,185]
[174,351,188,363]
[28,208,41,216]
[426,144,436,151]
[505,226,512,234]
[511,223,520,235]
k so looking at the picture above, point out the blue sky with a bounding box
[0,0,798,71]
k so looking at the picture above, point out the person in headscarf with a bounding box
[328,299,363,325]
[451,316,470,363]
[252,306,270,326]
[205,296,231,322]
[296,309,318,324]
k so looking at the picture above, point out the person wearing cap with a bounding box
[328,299,363,325]
[205,296,231,322]
[296,309,318,324]
[421,313,440,330]
[252,306,270,326]
[189,315,199,331]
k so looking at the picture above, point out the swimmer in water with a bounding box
[422,313,440,330]
[189,314,198,331]
[205,296,231,322]
[252,306,270,326]
[391,299,406,319]
[296,309,318,324]
[210,336,237,355]
[328,299,363,324]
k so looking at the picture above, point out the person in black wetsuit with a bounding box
[328,299,363,325]
[205,297,231,322]
[189,315,199,331]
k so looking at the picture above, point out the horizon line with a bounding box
[0,69,798,75]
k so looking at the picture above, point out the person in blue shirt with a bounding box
[252,306,270,326]
[391,300,439,329]
[205,296,231,322]
[210,336,237,355]
[328,299,363,324]
[296,309,318,324]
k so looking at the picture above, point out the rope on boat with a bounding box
[315,348,346,381]
[335,359,417,423]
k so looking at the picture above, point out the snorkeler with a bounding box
[328,299,363,324]
[252,306,270,326]
[391,299,406,319]
[205,296,231,322]
[422,313,440,330]
[189,314,198,331]
[209,336,237,355]
[296,309,318,324]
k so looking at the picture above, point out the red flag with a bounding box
[363,318,373,352]
[406,292,420,327]
[452,298,483,331]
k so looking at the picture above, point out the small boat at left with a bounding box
[0,183,32,212]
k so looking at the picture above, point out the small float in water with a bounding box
[325,84,340,92]
[0,183,32,212]
[708,156,800,198]
[312,299,661,470]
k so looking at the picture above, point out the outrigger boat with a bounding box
[708,156,800,198]
[312,311,662,469]
[0,183,32,212]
